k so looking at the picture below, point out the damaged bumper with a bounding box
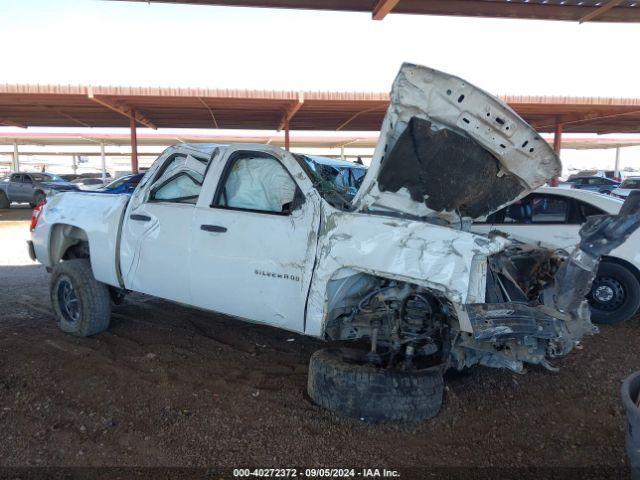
[454,191,640,372]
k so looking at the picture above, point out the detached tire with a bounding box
[0,191,9,209]
[50,259,111,336]
[307,348,444,423]
[589,261,640,325]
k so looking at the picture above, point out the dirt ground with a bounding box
[1,205,638,477]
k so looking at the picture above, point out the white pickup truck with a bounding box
[28,64,640,423]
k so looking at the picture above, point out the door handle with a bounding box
[200,224,227,233]
[130,214,151,222]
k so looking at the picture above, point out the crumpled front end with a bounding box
[453,192,640,373]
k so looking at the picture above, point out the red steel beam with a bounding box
[130,113,139,174]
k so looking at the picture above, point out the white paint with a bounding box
[354,64,561,222]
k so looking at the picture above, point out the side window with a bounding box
[502,197,533,224]
[148,153,209,205]
[10,174,21,182]
[22,174,33,183]
[214,153,298,214]
[530,195,568,223]
[588,178,602,186]
[577,200,606,223]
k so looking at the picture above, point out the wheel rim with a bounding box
[57,276,80,323]
[589,275,626,311]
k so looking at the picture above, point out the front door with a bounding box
[120,152,210,304]
[190,149,320,333]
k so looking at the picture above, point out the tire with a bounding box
[589,261,640,325]
[0,191,9,209]
[50,259,111,336]
[307,347,444,423]
[30,190,45,208]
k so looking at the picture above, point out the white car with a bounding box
[611,177,640,200]
[472,187,640,324]
[27,64,640,422]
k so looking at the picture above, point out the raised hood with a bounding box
[352,63,561,221]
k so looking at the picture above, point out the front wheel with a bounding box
[50,259,111,336]
[589,262,640,325]
[307,348,444,423]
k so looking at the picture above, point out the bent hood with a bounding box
[352,63,561,221]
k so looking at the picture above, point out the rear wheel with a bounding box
[588,261,640,325]
[0,191,9,209]
[307,347,444,423]
[50,259,111,336]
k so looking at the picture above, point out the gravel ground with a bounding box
[0,205,638,478]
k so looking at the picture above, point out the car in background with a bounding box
[611,177,640,200]
[59,172,112,182]
[472,187,640,325]
[70,177,107,190]
[568,170,620,181]
[561,175,620,194]
[0,172,78,208]
[91,173,144,194]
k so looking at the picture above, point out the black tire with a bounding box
[589,261,640,325]
[50,259,111,336]
[30,190,45,208]
[0,191,9,209]
[307,348,444,423]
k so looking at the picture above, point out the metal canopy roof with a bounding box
[114,0,640,22]
[1,84,640,134]
[2,131,639,151]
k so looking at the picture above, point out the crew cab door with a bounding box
[120,151,211,304]
[189,148,320,333]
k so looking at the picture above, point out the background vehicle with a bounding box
[561,175,620,194]
[612,177,640,200]
[71,177,107,190]
[472,187,640,324]
[568,170,619,181]
[0,172,78,208]
[91,173,144,194]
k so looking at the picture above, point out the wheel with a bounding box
[0,191,9,209]
[50,259,111,336]
[30,191,45,208]
[307,347,444,423]
[588,261,640,325]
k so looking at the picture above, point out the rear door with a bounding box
[120,151,210,304]
[189,148,320,333]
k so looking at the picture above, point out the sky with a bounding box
[1,0,640,97]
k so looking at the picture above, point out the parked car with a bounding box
[71,177,107,190]
[28,64,640,422]
[90,173,144,195]
[611,177,640,200]
[0,172,78,208]
[472,187,640,324]
[568,170,619,181]
[561,175,620,194]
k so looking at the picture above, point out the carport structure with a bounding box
[115,0,640,22]
[2,84,640,174]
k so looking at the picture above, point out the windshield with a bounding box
[621,178,640,189]
[298,155,367,209]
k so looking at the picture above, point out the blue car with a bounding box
[93,173,144,194]
[562,175,620,195]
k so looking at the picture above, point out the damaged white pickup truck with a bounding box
[29,64,640,422]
